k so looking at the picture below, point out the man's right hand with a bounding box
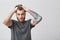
[14,7,18,13]
[12,7,18,13]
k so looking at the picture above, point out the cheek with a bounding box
[16,15,20,20]
[21,14,25,18]
[22,15,25,18]
[17,15,25,19]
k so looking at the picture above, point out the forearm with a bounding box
[3,7,18,24]
[3,10,15,24]
[27,9,42,23]
[6,10,14,20]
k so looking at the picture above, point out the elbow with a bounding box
[41,16,42,20]
[39,16,42,22]
[3,20,6,25]
[35,16,42,24]
[2,20,8,25]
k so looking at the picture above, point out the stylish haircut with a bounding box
[15,4,26,12]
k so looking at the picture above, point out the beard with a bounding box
[17,17,25,23]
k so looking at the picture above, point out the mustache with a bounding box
[17,17,25,20]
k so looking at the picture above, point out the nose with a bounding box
[20,15,22,18]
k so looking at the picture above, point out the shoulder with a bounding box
[8,19,18,28]
[26,19,35,29]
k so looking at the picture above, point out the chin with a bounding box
[19,20,25,23]
[17,18,25,23]
[20,21,24,23]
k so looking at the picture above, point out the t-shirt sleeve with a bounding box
[28,19,35,29]
[8,20,15,29]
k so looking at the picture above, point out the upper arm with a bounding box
[3,20,13,28]
[31,16,42,26]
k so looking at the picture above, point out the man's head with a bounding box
[15,4,26,23]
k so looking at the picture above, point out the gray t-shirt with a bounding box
[8,19,35,40]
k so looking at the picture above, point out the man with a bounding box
[3,4,42,40]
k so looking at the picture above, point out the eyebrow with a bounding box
[17,13,25,15]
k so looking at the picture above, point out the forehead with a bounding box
[16,10,25,14]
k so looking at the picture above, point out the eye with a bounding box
[17,14,20,15]
[21,13,24,15]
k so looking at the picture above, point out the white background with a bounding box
[0,0,60,40]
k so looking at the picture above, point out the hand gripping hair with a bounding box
[15,4,26,12]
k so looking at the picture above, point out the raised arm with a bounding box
[27,9,42,25]
[22,6,42,26]
[3,7,18,27]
